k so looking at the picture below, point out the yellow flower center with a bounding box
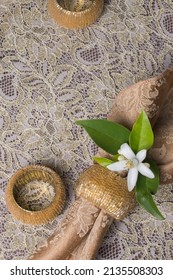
[126,158,138,169]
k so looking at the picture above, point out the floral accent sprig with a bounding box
[76,111,164,220]
[107,143,154,192]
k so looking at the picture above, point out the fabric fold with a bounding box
[29,198,101,260]
[67,210,113,260]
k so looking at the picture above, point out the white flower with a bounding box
[107,143,154,192]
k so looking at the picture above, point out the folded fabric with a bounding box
[29,68,173,260]
[107,68,173,185]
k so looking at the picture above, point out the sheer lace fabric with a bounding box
[0,0,173,259]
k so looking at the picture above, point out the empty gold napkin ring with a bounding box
[76,164,136,220]
[5,165,66,225]
[48,0,104,29]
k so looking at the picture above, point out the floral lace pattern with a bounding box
[0,0,173,259]
[28,198,100,260]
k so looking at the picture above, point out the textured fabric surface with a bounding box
[0,0,173,260]
[29,67,173,260]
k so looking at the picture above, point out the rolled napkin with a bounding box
[29,197,113,260]
[149,92,173,184]
[29,68,173,260]
[106,68,173,184]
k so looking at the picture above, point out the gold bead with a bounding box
[76,164,136,220]
[5,165,66,225]
[48,0,104,29]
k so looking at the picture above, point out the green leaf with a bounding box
[112,154,119,161]
[76,119,130,155]
[93,157,113,167]
[129,111,154,153]
[146,158,159,195]
[136,174,165,220]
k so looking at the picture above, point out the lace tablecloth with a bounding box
[0,0,173,260]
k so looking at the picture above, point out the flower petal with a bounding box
[118,155,126,161]
[107,160,128,172]
[136,149,147,162]
[127,167,138,191]
[119,143,135,160]
[138,163,155,179]
[144,162,150,168]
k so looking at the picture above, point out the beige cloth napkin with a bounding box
[29,68,173,260]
